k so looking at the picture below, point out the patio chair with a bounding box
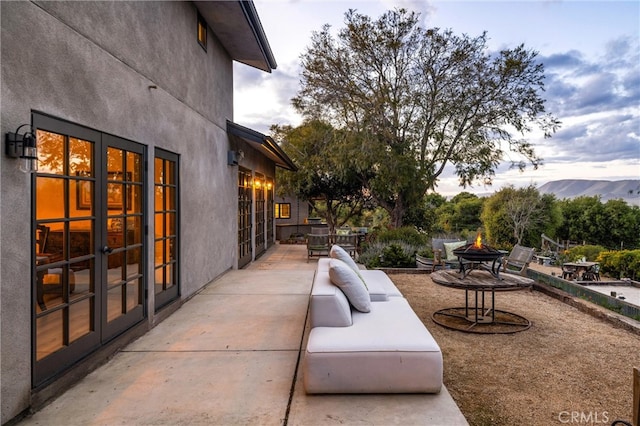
[310,227,329,235]
[332,232,358,259]
[582,264,601,281]
[431,238,466,272]
[502,244,535,276]
[561,264,577,280]
[307,233,330,262]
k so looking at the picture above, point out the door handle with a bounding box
[101,245,113,254]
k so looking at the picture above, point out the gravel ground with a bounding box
[390,272,640,426]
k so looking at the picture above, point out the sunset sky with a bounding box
[234,0,640,196]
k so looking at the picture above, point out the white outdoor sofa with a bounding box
[302,248,443,394]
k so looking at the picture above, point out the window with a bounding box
[275,203,291,219]
[197,12,207,51]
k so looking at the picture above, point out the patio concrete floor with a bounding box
[19,243,468,425]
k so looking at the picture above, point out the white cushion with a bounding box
[360,270,403,299]
[330,244,359,271]
[328,259,371,313]
[330,245,368,289]
[444,241,467,261]
[304,298,443,393]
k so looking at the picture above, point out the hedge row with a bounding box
[597,250,640,281]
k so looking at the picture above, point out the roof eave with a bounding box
[194,1,277,73]
[227,121,297,171]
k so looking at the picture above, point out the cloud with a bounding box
[548,112,639,163]
[537,33,639,170]
[233,59,302,132]
[543,50,584,69]
[237,1,639,194]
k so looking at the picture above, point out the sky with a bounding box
[233,0,640,197]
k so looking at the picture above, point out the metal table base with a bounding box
[431,287,531,334]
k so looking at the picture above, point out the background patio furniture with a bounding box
[430,238,466,272]
[502,244,535,276]
[562,261,600,281]
[306,233,331,262]
[581,263,601,281]
[561,264,577,280]
[431,269,534,333]
[332,230,358,259]
[310,227,329,235]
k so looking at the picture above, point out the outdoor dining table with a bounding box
[561,261,600,281]
[430,269,534,334]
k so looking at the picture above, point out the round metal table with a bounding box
[430,269,534,334]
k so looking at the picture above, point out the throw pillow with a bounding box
[330,245,368,288]
[328,259,371,313]
[444,240,467,261]
[330,244,358,270]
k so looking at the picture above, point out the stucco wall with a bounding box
[1,1,242,422]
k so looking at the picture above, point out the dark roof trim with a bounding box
[227,121,297,171]
[194,1,276,73]
[239,1,277,71]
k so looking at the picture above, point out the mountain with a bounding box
[537,179,640,206]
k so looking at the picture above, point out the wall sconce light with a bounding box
[227,149,244,166]
[253,178,262,189]
[266,182,273,190]
[6,124,38,173]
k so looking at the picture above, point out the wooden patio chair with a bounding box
[561,264,578,280]
[307,233,330,262]
[332,232,357,259]
[502,244,535,276]
[310,227,329,235]
[582,264,601,281]
[431,238,465,272]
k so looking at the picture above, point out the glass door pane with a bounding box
[154,149,179,311]
[254,173,265,257]
[266,178,274,245]
[101,136,145,341]
[238,168,252,268]
[34,128,97,365]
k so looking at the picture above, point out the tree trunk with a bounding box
[390,198,406,229]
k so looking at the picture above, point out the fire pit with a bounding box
[453,232,505,279]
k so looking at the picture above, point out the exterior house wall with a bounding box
[0,2,264,422]
[276,195,310,226]
[275,196,313,241]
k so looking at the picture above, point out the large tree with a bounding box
[293,8,560,228]
[481,185,560,248]
[273,120,371,233]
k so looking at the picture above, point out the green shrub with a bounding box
[359,240,428,269]
[371,226,429,247]
[598,249,640,280]
[417,247,434,257]
[358,242,384,268]
[566,245,607,262]
[380,243,416,268]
